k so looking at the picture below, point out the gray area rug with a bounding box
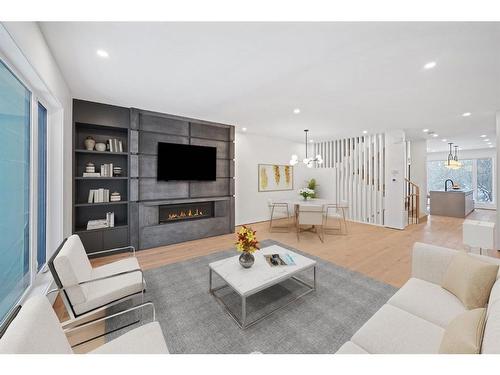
[110,240,397,353]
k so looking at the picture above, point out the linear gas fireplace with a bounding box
[159,201,215,224]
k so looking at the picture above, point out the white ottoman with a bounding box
[463,219,496,255]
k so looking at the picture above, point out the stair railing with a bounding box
[404,178,420,225]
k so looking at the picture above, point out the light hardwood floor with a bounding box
[55,209,498,324]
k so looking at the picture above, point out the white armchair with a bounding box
[0,296,168,354]
[48,234,145,320]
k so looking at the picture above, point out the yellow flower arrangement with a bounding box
[235,226,260,254]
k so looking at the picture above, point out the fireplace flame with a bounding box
[168,208,205,220]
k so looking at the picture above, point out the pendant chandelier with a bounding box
[289,129,323,168]
[445,142,462,169]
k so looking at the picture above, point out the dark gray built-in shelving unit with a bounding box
[73,100,130,253]
[73,99,235,254]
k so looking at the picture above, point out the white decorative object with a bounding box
[85,162,95,173]
[463,219,496,255]
[84,136,95,151]
[95,142,106,152]
[289,129,323,168]
[110,192,121,202]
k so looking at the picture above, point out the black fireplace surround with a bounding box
[159,201,215,224]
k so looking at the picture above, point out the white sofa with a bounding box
[0,295,168,354]
[336,242,500,354]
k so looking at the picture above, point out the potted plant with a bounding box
[235,226,260,268]
[299,187,315,200]
[307,178,317,198]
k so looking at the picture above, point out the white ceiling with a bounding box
[39,22,500,149]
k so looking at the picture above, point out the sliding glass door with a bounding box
[37,103,47,271]
[0,60,32,323]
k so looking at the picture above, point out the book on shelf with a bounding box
[82,172,101,177]
[108,138,124,153]
[264,253,296,267]
[87,188,112,203]
[106,212,115,227]
[98,163,116,177]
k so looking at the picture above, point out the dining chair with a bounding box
[324,201,348,235]
[296,204,325,242]
[268,199,291,232]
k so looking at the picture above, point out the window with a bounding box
[0,60,31,323]
[427,159,473,192]
[37,103,47,271]
[427,157,495,209]
[477,158,493,204]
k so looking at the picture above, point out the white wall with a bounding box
[235,132,309,225]
[0,22,72,256]
[308,168,336,201]
[496,112,500,249]
[384,130,407,229]
[409,140,428,217]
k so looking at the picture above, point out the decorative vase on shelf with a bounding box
[235,225,259,269]
[95,142,106,152]
[84,136,96,151]
[239,252,255,269]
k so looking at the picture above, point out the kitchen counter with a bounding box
[429,190,474,218]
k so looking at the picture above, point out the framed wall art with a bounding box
[258,164,294,192]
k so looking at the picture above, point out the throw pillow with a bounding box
[441,254,498,309]
[439,308,487,354]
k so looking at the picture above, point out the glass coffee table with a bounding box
[209,245,317,329]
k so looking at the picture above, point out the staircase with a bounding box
[405,178,420,225]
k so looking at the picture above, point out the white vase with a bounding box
[84,137,96,151]
[95,142,106,152]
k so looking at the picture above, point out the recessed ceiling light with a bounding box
[441,139,447,142]
[241,127,247,132]
[309,139,314,143]
[362,130,368,134]
[423,61,437,70]
[293,108,301,114]
[481,134,487,138]
[432,134,439,137]
[489,145,494,148]
[96,49,109,58]
[484,139,490,142]
[423,129,429,133]
[462,112,472,117]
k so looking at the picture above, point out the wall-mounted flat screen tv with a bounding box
[157,142,217,181]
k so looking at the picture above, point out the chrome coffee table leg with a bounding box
[241,296,247,329]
